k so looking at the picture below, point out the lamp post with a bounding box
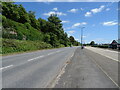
[81,27,85,49]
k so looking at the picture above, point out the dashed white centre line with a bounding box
[48,50,62,55]
[0,65,13,70]
[28,55,44,61]
[28,50,63,62]
[48,52,55,55]
[56,50,61,53]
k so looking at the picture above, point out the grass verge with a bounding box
[1,38,53,55]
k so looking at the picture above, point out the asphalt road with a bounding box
[1,46,119,88]
[54,47,119,88]
[2,47,77,88]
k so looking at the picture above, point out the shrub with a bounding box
[92,45,108,48]
[2,39,52,54]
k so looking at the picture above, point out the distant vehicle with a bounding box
[81,46,84,49]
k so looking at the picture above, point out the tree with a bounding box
[47,14,66,46]
[69,36,75,45]
[2,2,20,21]
[90,41,95,45]
[2,3,30,24]
[44,34,50,43]
[18,4,30,23]
[48,14,62,28]
[28,11,39,30]
[38,18,48,32]
[2,2,80,48]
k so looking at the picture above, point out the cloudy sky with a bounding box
[15,2,118,44]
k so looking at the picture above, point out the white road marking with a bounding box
[105,50,119,54]
[100,54,119,62]
[56,50,61,53]
[28,50,63,62]
[48,50,62,55]
[48,52,55,55]
[92,59,119,88]
[86,47,119,62]
[89,50,119,62]
[28,55,44,61]
[0,65,13,70]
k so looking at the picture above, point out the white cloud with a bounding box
[53,8,58,11]
[68,8,78,13]
[62,20,70,23]
[92,38,111,44]
[83,35,86,38]
[102,21,118,26]
[72,22,87,27]
[43,11,66,16]
[75,38,79,41]
[73,23,81,27]
[106,8,110,11]
[80,8,84,11]
[91,5,105,14]
[82,22,87,25]
[67,33,71,37]
[67,30,75,34]
[85,12,92,17]
[85,5,105,17]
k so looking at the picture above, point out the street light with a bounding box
[81,27,85,49]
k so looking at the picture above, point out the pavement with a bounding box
[1,47,77,88]
[85,47,119,62]
[54,47,119,88]
[1,46,119,88]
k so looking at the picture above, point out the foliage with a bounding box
[90,41,95,46]
[2,39,52,54]
[92,45,109,48]
[69,36,80,46]
[2,15,44,41]
[2,2,30,23]
[2,2,80,54]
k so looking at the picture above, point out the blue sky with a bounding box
[16,2,118,44]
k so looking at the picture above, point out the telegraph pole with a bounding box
[81,27,85,49]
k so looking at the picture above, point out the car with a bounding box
[81,46,84,49]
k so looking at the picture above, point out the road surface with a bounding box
[2,47,77,88]
[1,46,119,88]
[54,47,119,88]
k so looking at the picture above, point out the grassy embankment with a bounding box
[1,38,53,55]
[1,16,66,55]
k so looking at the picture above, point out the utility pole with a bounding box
[81,27,85,49]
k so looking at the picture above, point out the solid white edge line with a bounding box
[92,59,119,88]
[0,65,13,70]
[86,48,119,62]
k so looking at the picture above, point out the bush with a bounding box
[2,39,52,54]
[92,45,108,48]
[2,17,44,41]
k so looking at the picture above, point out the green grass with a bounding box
[2,15,44,41]
[2,39,53,54]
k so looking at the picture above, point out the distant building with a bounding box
[109,40,120,50]
[117,39,120,50]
